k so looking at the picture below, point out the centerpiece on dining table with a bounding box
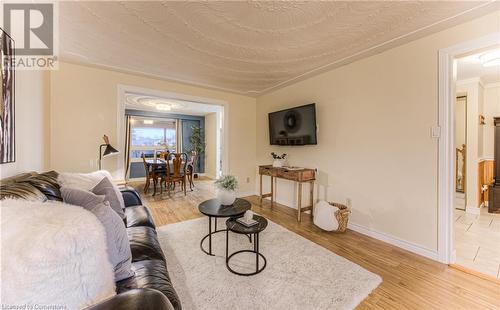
[214,175,238,206]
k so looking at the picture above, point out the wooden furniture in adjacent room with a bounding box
[168,152,188,196]
[488,117,500,213]
[142,154,166,195]
[258,165,315,222]
[186,153,195,190]
[478,159,494,207]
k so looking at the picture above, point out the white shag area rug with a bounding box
[157,217,382,310]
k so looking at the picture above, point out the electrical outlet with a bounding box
[346,198,352,208]
[246,177,250,183]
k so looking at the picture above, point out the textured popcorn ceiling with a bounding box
[60,1,496,96]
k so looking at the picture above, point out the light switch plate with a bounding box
[431,126,441,138]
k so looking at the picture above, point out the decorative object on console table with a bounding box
[258,165,315,222]
[271,152,287,168]
[215,175,238,206]
[0,29,15,164]
[488,117,500,213]
[98,135,119,170]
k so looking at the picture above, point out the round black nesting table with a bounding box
[225,215,268,276]
[198,198,251,256]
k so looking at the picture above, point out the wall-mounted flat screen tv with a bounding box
[268,103,317,145]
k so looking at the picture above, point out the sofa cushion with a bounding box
[126,205,156,229]
[88,288,174,310]
[92,177,126,220]
[61,187,134,281]
[127,226,164,262]
[116,260,181,310]
[121,188,143,207]
[58,170,125,211]
[22,171,62,201]
[0,182,47,202]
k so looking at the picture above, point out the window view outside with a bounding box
[129,117,177,159]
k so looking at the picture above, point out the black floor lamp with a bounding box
[99,134,119,170]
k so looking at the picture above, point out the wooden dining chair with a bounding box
[186,153,195,191]
[158,151,172,196]
[168,152,188,196]
[142,153,156,194]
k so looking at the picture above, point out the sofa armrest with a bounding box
[121,187,143,208]
[88,289,175,310]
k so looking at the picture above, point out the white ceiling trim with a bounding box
[59,58,252,96]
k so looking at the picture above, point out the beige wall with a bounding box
[50,62,257,193]
[0,70,50,178]
[255,11,500,251]
[483,83,500,159]
[204,112,217,179]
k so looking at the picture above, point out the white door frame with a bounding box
[116,84,229,181]
[437,32,500,263]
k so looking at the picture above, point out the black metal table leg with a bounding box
[226,230,267,276]
[255,233,259,272]
[200,216,230,256]
[209,216,212,255]
[226,229,229,262]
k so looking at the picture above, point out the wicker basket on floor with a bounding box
[328,202,351,233]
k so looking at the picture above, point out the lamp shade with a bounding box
[102,144,119,157]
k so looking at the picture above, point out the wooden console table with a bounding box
[258,165,316,222]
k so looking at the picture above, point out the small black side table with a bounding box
[225,215,268,276]
[198,198,251,256]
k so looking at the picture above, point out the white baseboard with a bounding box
[347,222,439,261]
[203,173,216,180]
[238,190,258,198]
[244,191,438,261]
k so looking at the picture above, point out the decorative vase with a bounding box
[272,159,283,168]
[217,188,236,205]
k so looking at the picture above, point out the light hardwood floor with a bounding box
[131,179,500,310]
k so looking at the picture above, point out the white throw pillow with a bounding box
[1,199,116,309]
[313,200,339,231]
[58,170,125,212]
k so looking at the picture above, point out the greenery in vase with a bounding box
[271,152,287,160]
[214,175,238,191]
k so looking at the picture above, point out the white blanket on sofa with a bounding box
[0,199,116,309]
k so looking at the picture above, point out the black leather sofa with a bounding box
[0,171,181,310]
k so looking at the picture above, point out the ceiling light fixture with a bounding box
[143,120,154,125]
[479,50,500,67]
[156,103,171,111]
